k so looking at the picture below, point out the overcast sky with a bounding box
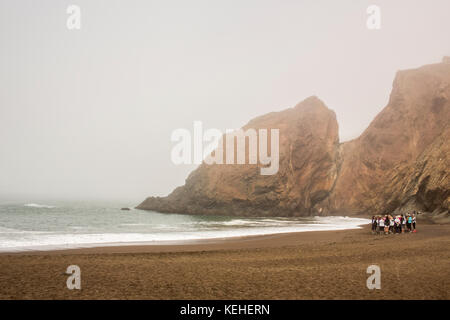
[0,0,449,202]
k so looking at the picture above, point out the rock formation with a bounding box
[138,58,450,217]
[325,58,450,216]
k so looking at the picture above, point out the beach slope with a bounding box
[0,224,449,299]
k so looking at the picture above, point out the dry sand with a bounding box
[0,224,449,299]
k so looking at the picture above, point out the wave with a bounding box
[0,226,25,234]
[0,217,370,252]
[24,203,56,209]
[0,226,51,234]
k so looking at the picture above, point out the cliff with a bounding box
[326,58,450,215]
[138,96,341,216]
[138,59,450,217]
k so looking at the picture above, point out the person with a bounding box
[395,216,401,234]
[401,214,406,233]
[371,216,377,234]
[389,216,394,234]
[412,214,417,232]
[407,214,412,232]
[378,216,384,235]
[384,215,390,235]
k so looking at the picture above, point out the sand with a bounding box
[0,224,449,299]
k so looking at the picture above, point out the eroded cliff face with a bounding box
[138,97,341,216]
[326,59,450,215]
[378,126,449,215]
[138,59,450,216]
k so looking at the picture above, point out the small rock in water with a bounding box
[121,207,131,211]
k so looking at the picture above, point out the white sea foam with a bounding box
[0,226,24,233]
[0,226,50,234]
[24,203,56,209]
[0,216,370,252]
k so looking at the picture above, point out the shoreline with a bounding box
[0,216,370,255]
[0,223,448,299]
[0,227,356,255]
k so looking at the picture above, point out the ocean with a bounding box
[0,200,370,252]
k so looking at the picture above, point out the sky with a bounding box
[0,0,449,202]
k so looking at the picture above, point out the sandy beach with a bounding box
[0,223,449,300]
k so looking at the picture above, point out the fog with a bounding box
[1,0,449,202]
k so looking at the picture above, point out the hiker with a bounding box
[395,216,401,233]
[384,215,390,234]
[378,216,384,234]
[370,213,417,235]
[406,215,412,232]
[389,216,394,234]
[371,216,377,234]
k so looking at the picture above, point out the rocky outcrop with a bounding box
[325,58,450,215]
[138,59,450,217]
[379,126,450,214]
[138,97,341,216]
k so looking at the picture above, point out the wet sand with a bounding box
[0,224,449,299]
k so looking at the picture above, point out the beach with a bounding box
[0,223,449,300]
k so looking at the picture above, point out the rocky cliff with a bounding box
[138,58,450,217]
[325,58,450,216]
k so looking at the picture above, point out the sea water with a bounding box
[0,199,370,252]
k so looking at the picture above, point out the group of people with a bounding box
[371,213,417,235]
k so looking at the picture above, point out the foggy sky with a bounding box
[1,0,449,202]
